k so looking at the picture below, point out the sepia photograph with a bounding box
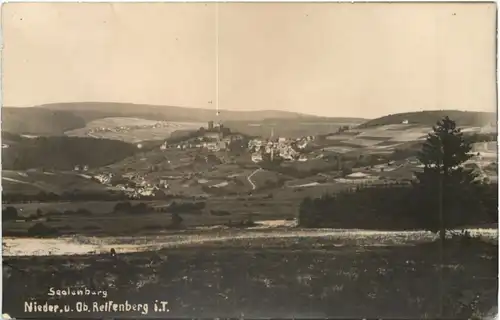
[1,2,498,319]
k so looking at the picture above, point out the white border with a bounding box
[0,1,497,319]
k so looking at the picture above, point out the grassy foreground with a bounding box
[3,237,497,319]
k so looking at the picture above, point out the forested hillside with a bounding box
[2,133,138,170]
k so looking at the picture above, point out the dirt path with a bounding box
[247,168,262,190]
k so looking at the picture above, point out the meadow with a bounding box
[2,194,298,237]
[2,170,110,197]
[3,235,497,319]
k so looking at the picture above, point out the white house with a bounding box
[251,153,263,163]
[346,172,371,179]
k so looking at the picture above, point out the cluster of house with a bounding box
[247,136,315,163]
[159,122,245,153]
[87,121,172,135]
[92,171,168,198]
[125,185,162,199]
[93,172,113,184]
[167,138,228,152]
[73,165,89,172]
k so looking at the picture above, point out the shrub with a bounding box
[341,167,353,177]
[169,213,184,229]
[114,202,132,213]
[28,223,58,237]
[168,201,206,214]
[2,206,18,221]
[210,210,231,216]
[113,202,151,214]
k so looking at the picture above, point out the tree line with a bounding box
[3,135,138,170]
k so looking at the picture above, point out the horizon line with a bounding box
[1,101,496,120]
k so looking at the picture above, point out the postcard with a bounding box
[1,2,498,319]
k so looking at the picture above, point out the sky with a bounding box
[1,3,497,118]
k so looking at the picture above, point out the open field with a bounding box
[3,235,497,318]
[325,124,429,145]
[1,175,400,237]
[2,195,298,237]
[319,124,498,160]
[2,170,108,195]
[65,117,204,143]
[224,120,365,139]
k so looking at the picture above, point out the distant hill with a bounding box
[2,102,352,137]
[2,132,138,170]
[36,102,323,122]
[224,118,366,139]
[359,110,496,128]
[2,107,86,135]
[3,103,368,138]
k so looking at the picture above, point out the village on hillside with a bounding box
[66,117,498,200]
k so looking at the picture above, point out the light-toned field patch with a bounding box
[65,117,204,143]
[81,117,160,127]
[2,170,109,195]
[389,131,429,142]
[344,138,384,147]
[2,177,30,184]
[325,134,359,141]
[291,182,321,188]
[472,142,497,154]
[372,142,405,149]
[323,146,356,154]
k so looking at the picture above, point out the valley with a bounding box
[2,109,497,239]
[2,106,497,320]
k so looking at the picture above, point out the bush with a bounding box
[341,167,353,177]
[28,223,58,237]
[169,213,184,229]
[210,210,231,216]
[168,201,206,214]
[113,202,151,214]
[2,206,18,221]
[114,202,133,213]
